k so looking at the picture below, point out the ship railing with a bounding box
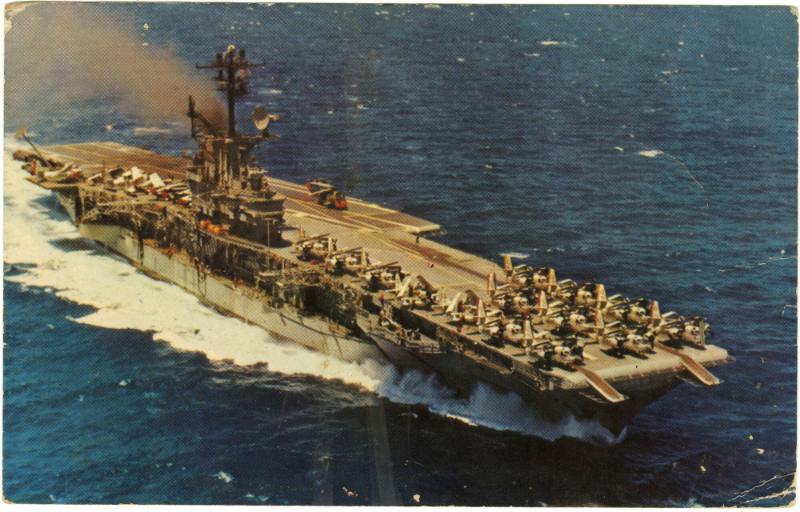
[406,343,444,355]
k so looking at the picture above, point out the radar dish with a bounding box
[253,106,271,131]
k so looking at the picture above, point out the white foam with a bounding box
[637,149,663,158]
[132,126,173,136]
[500,252,530,260]
[214,471,234,483]
[4,140,621,444]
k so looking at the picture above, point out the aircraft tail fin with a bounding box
[503,255,513,275]
[650,300,661,321]
[596,283,607,305]
[547,268,557,291]
[537,290,548,313]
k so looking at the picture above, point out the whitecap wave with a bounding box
[4,139,620,445]
[214,471,234,483]
[132,126,173,136]
[500,251,530,259]
[637,149,663,158]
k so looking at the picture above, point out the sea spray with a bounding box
[3,142,620,445]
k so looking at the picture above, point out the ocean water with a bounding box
[3,4,796,506]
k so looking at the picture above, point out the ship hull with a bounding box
[56,189,79,223]
[65,201,385,365]
[410,338,681,436]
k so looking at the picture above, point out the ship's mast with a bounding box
[196,45,264,138]
[187,45,276,188]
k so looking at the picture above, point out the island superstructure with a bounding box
[12,46,731,435]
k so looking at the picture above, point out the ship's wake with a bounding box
[3,142,623,446]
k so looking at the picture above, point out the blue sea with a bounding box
[3,3,796,506]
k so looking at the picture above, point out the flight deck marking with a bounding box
[285,202,378,231]
[270,178,436,229]
[342,211,427,231]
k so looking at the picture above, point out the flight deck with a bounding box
[34,142,729,396]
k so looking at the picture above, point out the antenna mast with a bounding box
[196,45,265,138]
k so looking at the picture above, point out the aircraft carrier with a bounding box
[12,46,731,436]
